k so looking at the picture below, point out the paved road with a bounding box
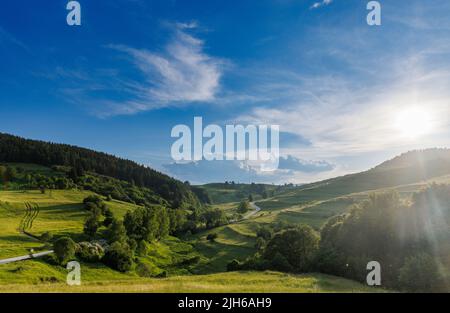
[0,250,53,265]
[243,202,262,219]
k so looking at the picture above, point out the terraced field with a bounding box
[0,190,139,259]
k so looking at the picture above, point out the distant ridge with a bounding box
[276,148,450,201]
[375,148,450,170]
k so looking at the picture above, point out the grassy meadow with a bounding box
[1,156,449,292]
[0,268,383,293]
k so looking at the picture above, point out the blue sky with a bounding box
[1,0,449,184]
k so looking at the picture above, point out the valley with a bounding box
[0,134,449,292]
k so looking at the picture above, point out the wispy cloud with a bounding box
[310,0,333,10]
[0,26,29,53]
[237,65,450,162]
[104,22,224,115]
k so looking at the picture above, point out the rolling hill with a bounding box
[255,148,450,211]
[1,139,449,292]
[0,133,202,209]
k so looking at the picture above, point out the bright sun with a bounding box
[394,107,434,139]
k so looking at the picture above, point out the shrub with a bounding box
[83,195,103,206]
[83,213,99,239]
[237,200,250,214]
[102,242,133,272]
[105,218,127,243]
[227,259,241,272]
[76,242,104,262]
[40,231,53,242]
[53,237,76,265]
[206,233,218,242]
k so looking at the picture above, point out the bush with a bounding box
[135,261,158,277]
[83,195,103,206]
[76,242,104,262]
[83,213,99,239]
[53,237,76,265]
[105,218,127,243]
[237,200,250,214]
[40,231,53,242]
[206,233,218,242]
[102,241,133,272]
[227,259,241,271]
[83,195,107,214]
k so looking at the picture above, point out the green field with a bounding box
[1,153,449,292]
[0,189,139,259]
[0,186,380,292]
[0,266,382,293]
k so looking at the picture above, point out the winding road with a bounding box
[0,250,54,265]
[244,202,262,219]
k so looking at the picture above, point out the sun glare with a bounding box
[394,107,434,139]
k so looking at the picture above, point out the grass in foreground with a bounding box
[0,269,384,293]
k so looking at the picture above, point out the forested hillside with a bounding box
[0,133,201,209]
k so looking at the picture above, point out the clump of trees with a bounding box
[53,237,76,265]
[317,186,449,291]
[229,224,319,273]
[102,241,133,272]
[82,196,108,239]
[201,208,228,229]
[237,200,250,214]
[123,206,170,242]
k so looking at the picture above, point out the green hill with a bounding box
[0,133,202,209]
[1,143,449,292]
[256,148,450,211]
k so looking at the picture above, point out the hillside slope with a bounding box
[0,133,201,209]
[258,149,450,210]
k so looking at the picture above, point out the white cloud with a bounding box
[106,22,224,115]
[237,68,450,164]
[164,154,336,184]
[310,0,333,10]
